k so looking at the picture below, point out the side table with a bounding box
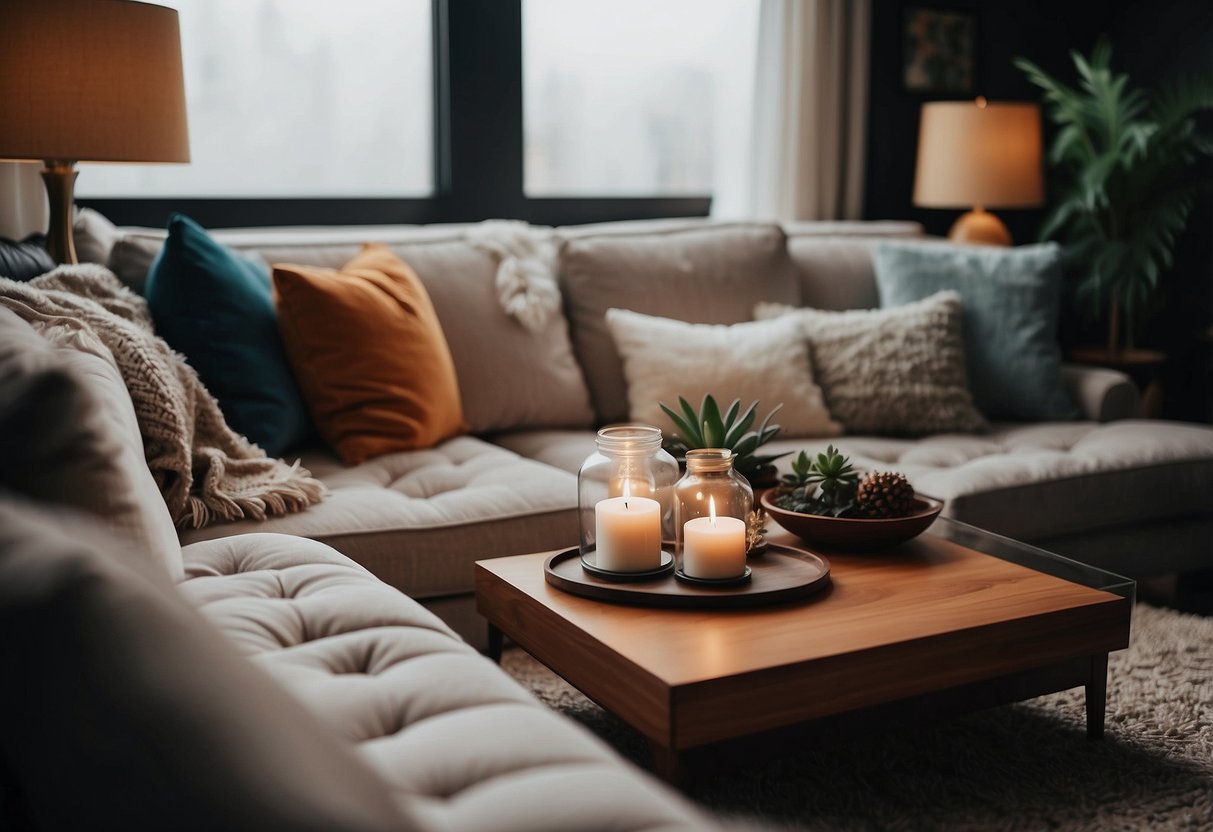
[1068,347,1166,418]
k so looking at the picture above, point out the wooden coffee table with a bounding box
[475,518,1133,783]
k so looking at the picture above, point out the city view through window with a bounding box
[523,0,759,197]
[78,0,432,198]
[77,0,758,201]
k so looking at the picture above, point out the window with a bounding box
[77,0,432,198]
[522,0,759,197]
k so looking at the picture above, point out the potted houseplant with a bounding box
[659,394,787,489]
[1015,39,1213,352]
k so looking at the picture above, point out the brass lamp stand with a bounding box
[947,205,1012,247]
[41,160,79,265]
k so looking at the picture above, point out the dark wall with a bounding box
[1108,1,1213,421]
[864,0,1213,420]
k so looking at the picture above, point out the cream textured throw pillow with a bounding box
[755,291,986,435]
[605,308,841,438]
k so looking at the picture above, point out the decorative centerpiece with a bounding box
[762,446,943,550]
[659,394,788,488]
[577,425,678,579]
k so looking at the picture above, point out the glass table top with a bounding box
[928,516,1136,603]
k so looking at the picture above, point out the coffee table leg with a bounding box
[650,742,685,787]
[487,623,504,663]
[1086,653,1109,740]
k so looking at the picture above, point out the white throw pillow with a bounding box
[755,291,986,435]
[604,308,841,439]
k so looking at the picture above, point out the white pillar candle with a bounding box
[682,497,746,579]
[594,494,662,572]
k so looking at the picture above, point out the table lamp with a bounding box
[913,98,1043,246]
[0,0,190,265]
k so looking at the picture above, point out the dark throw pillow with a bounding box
[0,234,55,282]
[145,213,310,456]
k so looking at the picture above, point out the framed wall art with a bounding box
[903,6,977,94]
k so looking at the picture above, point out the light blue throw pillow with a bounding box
[873,241,1078,422]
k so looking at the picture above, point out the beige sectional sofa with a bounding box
[76,213,1213,652]
[0,305,713,831]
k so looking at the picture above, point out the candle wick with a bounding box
[625,500,629,510]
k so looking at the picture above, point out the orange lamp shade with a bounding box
[913,99,1043,210]
[0,0,190,164]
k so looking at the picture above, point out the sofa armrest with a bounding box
[1061,363,1139,422]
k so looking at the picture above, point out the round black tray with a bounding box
[544,544,830,609]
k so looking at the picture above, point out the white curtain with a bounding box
[714,0,870,221]
[0,162,48,241]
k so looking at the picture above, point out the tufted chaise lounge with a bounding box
[179,534,710,830]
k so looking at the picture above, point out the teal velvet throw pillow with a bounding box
[873,241,1078,422]
[145,214,310,456]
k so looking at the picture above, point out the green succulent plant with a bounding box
[1015,39,1213,350]
[780,449,816,487]
[659,394,787,480]
[775,445,860,517]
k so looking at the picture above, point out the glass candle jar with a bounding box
[674,449,753,579]
[577,425,678,573]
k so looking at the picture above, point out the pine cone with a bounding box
[854,472,915,518]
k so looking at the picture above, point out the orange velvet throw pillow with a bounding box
[273,244,466,464]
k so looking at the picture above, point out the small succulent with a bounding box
[774,446,860,517]
[660,394,788,480]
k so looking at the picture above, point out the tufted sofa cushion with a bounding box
[180,436,579,601]
[179,533,714,831]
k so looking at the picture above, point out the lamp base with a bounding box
[40,160,79,265]
[948,207,1011,246]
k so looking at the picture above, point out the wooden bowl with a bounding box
[760,491,944,552]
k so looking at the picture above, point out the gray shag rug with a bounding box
[502,603,1213,831]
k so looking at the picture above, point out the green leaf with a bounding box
[722,401,758,448]
[678,396,702,444]
[720,398,741,432]
[700,394,724,448]
[754,403,783,443]
[660,401,696,443]
[732,432,760,459]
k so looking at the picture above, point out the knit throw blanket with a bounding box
[0,265,325,529]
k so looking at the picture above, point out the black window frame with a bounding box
[79,0,711,229]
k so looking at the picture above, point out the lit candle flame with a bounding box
[708,495,717,527]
